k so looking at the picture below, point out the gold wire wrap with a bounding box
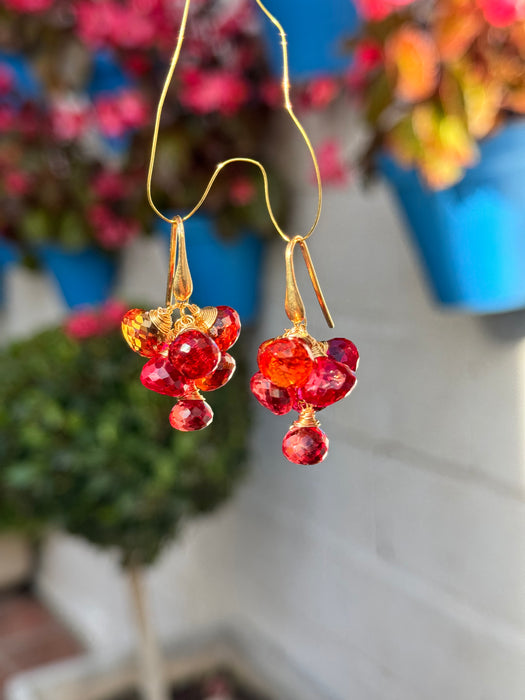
[146,0,322,242]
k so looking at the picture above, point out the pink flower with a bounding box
[301,76,340,110]
[64,309,101,340]
[0,66,14,95]
[51,99,90,141]
[99,299,128,330]
[4,0,53,12]
[0,106,16,131]
[312,140,351,187]
[260,80,282,108]
[94,90,149,138]
[180,69,249,116]
[92,170,128,200]
[230,177,256,206]
[3,170,31,197]
[476,0,525,25]
[346,40,383,91]
[356,0,416,20]
[89,205,138,249]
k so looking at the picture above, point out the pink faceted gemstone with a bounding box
[326,337,359,371]
[168,329,221,379]
[298,356,356,409]
[208,306,241,351]
[250,371,292,415]
[140,354,191,397]
[282,426,329,465]
[169,399,214,432]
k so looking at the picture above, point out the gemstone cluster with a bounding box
[122,305,240,431]
[251,333,359,465]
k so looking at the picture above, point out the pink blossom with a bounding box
[230,177,256,206]
[0,106,16,131]
[356,0,416,20]
[3,170,31,197]
[476,0,525,25]
[260,80,282,108]
[51,99,90,141]
[4,0,54,12]
[89,205,139,249]
[64,309,101,340]
[346,40,383,91]
[312,140,351,187]
[301,76,340,110]
[92,171,128,200]
[94,90,149,138]
[99,299,128,330]
[0,66,14,95]
[180,69,249,116]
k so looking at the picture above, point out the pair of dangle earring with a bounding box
[122,216,241,432]
[122,219,359,466]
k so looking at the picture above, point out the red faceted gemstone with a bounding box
[298,356,356,409]
[282,426,329,465]
[250,371,293,415]
[168,329,221,379]
[141,354,191,397]
[208,306,241,351]
[169,399,214,431]
[196,353,236,392]
[257,337,314,388]
[326,337,359,371]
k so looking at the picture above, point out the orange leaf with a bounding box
[385,25,440,102]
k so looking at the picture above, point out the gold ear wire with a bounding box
[285,237,335,329]
[166,216,193,308]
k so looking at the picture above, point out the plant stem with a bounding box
[127,565,170,700]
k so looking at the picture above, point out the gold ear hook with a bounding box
[166,216,193,307]
[285,236,334,329]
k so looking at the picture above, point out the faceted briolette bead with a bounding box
[298,357,357,409]
[257,337,314,388]
[208,306,241,351]
[169,399,214,431]
[326,337,359,371]
[122,308,165,358]
[196,353,236,392]
[168,329,221,379]
[282,426,329,465]
[140,351,192,398]
[250,372,293,415]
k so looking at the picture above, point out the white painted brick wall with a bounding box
[5,111,525,699]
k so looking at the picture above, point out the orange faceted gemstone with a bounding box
[195,353,236,392]
[121,308,164,358]
[257,336,314,388]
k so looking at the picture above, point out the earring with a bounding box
[251,236,359,466]
[121,216,241,432]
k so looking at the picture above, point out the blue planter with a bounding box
[158,216,265,324]
[380,122,525,314]
[0,239,20,305]
[260,0,358,80]
[38,245,118,309]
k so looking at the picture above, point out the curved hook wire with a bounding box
[146,0,323,243]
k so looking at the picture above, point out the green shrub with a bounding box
[0,319,251,566]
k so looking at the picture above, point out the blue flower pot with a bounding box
[380,122,525,314]
[0,239,20,306]
[260,0,358,80]
[38,245,118,309]
[158,216,265,324]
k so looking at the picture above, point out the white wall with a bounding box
[5,112,525,699]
